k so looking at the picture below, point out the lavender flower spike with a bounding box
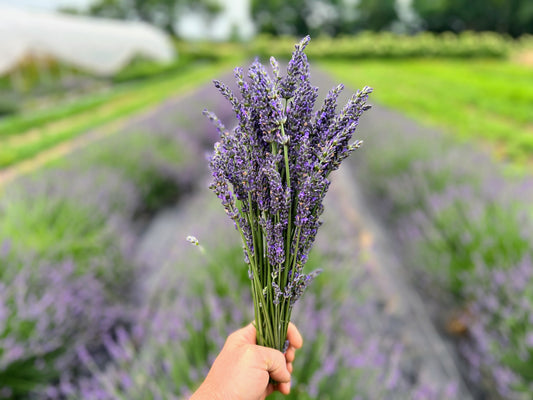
[205,36,372,351]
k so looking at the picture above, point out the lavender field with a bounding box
[0,59,532,400]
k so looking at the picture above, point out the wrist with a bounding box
[189,380,230,400]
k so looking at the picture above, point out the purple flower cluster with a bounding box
[460,254,533,397]
[47,283,248,400]
[206,36,372,349]
[0,245,125,399]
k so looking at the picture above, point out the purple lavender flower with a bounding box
[0,257,127,398]
[205,35,372,350]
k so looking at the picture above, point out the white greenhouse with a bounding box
[0,5,175,77]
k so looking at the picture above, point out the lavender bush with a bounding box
[75,130,197,215]
[0,69,242,397]
[50,258,250,400]
[0,168,139,397]
[460,255,533,398]
[205,36,372,350]
[353,112,533,398]
[1,169,135,256]
[0,245,126,398]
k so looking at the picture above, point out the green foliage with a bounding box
[251,0,313,36]
[356,0,398,31]
[251,31,511,61]
[174,40,243,63]
[86,0,222,37]
[77,130,193,214]
[0,93,110,138]
[85,0,128,19]
[416,190,530,296]
[0,171,128,282]
[0,97,19,117]
[0,196,105,263]
[0,349,61,398]
[251,0,399,36]
[413,0,533,37]
[111,57,192,84]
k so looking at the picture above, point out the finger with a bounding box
[255,346,291,383]
[265,385,274,397]
[287,361,293,373]
[285,346,296,362]
[287,322,303,349]
[277,381,291,395]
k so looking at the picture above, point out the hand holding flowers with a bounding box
[191,322,303,400]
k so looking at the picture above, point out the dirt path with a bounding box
[329,163,473,398]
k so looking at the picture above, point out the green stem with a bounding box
[247,193,277,346]
[282,142,292,283]
[234,215,266,343]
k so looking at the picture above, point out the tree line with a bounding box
[69,0,533,38]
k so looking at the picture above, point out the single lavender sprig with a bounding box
[205,35,373,351]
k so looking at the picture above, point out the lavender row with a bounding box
[0,82,236,397]
[0,167,138,398]
[353,109,533,398]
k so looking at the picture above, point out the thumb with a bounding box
[228,323,257,345]
[254,346,291,383]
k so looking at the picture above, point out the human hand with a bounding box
[190,322,303,400]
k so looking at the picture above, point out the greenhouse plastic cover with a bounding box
[0,5,175,76]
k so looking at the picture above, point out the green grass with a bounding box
[0,59,236,169]
[0,193,112,268]
[320,59,533,165]
[0,92,114,138]
[0,58,196,137]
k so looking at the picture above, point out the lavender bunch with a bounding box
[205,36,372,351]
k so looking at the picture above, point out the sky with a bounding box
[0,0,93,11]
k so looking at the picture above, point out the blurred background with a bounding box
[0,0,532,399]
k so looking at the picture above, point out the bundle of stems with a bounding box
[205,36,372,351]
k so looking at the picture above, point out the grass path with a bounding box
[0,61,235,187]
[319,59,533,169]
